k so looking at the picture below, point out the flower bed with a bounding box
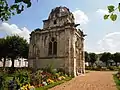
[2,68,72,90]
[31,70,70,90]
[36,77,72,90]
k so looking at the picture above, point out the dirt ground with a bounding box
[49,71,117,90]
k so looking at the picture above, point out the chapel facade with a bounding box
[28,6,86,76]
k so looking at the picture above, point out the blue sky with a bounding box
[0,0,120,53]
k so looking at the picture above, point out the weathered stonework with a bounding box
[28,6,85,77]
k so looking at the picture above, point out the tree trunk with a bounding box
[11,58,14,69]
[115,62,117,66]
[3,57,6,72]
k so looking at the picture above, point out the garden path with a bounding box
[50,71,117,90]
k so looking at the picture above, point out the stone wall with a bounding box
[28,6,85,77]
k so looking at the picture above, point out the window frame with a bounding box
[48,37,57,56]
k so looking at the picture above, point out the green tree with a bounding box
[6,35,29,68]
[112,52,120,66]
[0,38,8,70]
[89,53,98,66]
[99,52,112,66]
[0,0,32,21]
[19,38,29,59]
[85,51,90,62]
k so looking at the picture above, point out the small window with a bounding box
[54,20,57,24]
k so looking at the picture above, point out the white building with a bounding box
[0,58,28,67]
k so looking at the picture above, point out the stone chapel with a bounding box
[28,6,86,77]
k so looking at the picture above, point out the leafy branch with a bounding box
[104,3,120,21]
[0,0,32,21]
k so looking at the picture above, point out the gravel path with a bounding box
[49,71,117,90]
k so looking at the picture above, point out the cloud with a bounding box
[96,9,108,15]
[97,32,120,53]
[0,22,30,42]
[72,10,89,25]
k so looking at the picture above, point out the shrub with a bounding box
[42,64,56,75]
[101,67,108,71]
[13,69,31,87]
[0,73,6,90]
[94,66,102,71]
[85,66,95,70]
[107,66,118,71]
[31,70,42,86]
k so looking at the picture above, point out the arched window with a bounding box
[53,41,57,55]
[48,37,57,55]
[49,42,52,55]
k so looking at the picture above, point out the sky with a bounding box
[0,0,120,53]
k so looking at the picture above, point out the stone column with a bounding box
[76,48,80,76]
[81,38,85,74]
[76,49,81,75]
[64,39,69,74]
[80,50,83,74]
[72,32,77,77]
[64,29,71,75]
[33,47,37,71]
[65,28,79,77]
[82,51,85,74]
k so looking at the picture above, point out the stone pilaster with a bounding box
[72,30,77,77]
[81,38,85,74]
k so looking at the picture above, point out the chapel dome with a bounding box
[48,6,72,19]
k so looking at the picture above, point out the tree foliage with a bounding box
[112,52,120,66]
[85,51,90,62]
[0,38,7,69]
[89,53,98,66]
[85,52,120,67]
[0,38,6,60]
[99,52,112,66]
[104,3,120,21]
[0,0,32,21]
[0,35,29,68]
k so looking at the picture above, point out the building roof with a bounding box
[48,6,71,19]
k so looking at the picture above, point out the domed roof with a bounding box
[48,6,71,19]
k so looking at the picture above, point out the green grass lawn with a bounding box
[35,77,72,90]
[113,74,120,90]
